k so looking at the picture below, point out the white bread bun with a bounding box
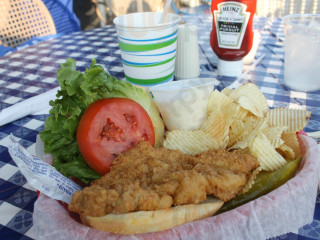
[81,197,223,235]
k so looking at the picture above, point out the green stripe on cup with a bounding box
[125,72,174,85]
[158,65,175,74]
[119,38,177,52]
[123,56,175,68]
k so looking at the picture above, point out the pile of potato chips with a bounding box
[163,83,311,174]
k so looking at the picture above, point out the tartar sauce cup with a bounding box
[149,78,217,131]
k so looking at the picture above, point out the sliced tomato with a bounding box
[77,98,155,176]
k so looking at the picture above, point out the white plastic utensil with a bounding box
[160,0,173,23]
[227,54,265,89]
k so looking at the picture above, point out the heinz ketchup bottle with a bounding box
[210,0,257,77]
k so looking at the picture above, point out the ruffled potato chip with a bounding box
[163,130,219,155]
[250,132,287,171]
[235,147,251,155]
[201,103,239,148]
[207,90,233,116]
[228,120,245,148]
[242,167,262,194]
[229,83,269,118]
[229,116,268,150]
[237,107,250,121]
[277,143,296,160]
[221,88,233,96]
[238,96,264,118]
[281,133,301,158]
[263,126,288,148]
[266,108,311,133]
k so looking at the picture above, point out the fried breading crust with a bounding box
[69,142,259,217]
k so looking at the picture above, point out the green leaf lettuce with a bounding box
[40,58,164,183]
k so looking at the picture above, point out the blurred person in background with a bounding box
[72,0,186,29]
[73,0,100,30]
[73,0,169,28]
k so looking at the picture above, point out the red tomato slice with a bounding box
[77,98,155,176]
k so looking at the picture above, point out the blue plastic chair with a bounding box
[0,0,80,57]
[0,45,16,57]
[42,0,80,34]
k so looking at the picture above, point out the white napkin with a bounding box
[0,86,60,127]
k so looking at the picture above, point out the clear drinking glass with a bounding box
[283,14,320,92]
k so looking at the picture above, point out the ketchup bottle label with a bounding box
[214,2,250,49]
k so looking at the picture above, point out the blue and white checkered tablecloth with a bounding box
[0,11,319,240]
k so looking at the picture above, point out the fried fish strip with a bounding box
[69,142,259,217]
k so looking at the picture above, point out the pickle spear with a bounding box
[217,157,302,214]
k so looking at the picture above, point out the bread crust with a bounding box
[81,197,223,235]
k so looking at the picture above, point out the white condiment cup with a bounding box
[149,78,217,131]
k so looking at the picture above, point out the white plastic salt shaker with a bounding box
[174,24,200,80]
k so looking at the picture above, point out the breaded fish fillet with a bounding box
[69,141,259,217]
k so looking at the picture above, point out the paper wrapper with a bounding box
[33,135,320,240]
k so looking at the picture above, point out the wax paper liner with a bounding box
[33,135,320,240]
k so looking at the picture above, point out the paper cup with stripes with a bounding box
[113,12,180,87]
